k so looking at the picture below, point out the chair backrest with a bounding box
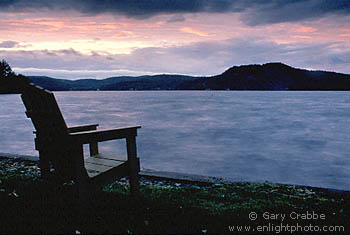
[21,83,68,151]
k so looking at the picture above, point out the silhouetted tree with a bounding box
[0,60,14,78]
[0,60,29,93]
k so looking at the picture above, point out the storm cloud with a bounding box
[0,0,349,25]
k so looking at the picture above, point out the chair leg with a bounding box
[89,142,99,156]
[73,146,88,193]
[126,136,140,196]
[38,150,51,179]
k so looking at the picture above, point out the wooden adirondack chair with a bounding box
[21,83,141,195]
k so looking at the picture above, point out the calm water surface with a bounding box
[1,91,349,190]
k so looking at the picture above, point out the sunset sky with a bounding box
[1,0,349,79]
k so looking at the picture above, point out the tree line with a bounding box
[0,60,29,94]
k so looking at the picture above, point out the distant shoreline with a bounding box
[26,63,350,91]
[2,63,350,92]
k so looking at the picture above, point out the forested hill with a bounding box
[179,63,350,90]
[26,63,350,91]
[28,74,199,91]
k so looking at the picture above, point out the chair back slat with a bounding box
[21,83,68,150]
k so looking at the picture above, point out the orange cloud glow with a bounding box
[293,26,317,33]
[180,27,210,37]
[293,35,312,39]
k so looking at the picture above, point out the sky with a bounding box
[0,0,349,79]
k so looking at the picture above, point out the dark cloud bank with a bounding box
[0,0,349,25]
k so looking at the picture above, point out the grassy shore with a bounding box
[0,156,349,234]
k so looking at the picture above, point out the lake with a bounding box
[1,91,350,190]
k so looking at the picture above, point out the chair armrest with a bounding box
[69,126,141,144]
[67,124,99,133]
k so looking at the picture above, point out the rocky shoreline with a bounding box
[1,152,349,194]
[1,153,350,194]
[0,155,214,190]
